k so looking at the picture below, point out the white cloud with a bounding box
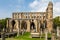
[53,2,60,17]
[29,0,48,12]
[29,0,39,8]
[29,0,60,17]
[41,0,53,2]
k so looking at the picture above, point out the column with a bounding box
[35,19,38,32]
[10,19,13,32]
[6,19,9,32]
[45,29,48,40]
[17,20,20,36]
[27,20,30,32]
[57,27,59,37]
[20,20,21,33]
[9,19,12,32]
[37,20,40,32]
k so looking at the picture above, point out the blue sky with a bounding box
[0,0,60,19]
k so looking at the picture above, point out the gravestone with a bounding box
[31,32,40,38]
[57,27,59,37]
[51,33,56,40]
[45,29,48,40]
[1,32,5,40]
[40,29,42,38]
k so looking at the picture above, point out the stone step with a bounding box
[31,32,40,38]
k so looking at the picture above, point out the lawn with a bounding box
[5,32,45,40]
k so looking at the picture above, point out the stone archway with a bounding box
[11,20,16,32]
[30,22,35,30]
[30,20,36,32]
[11,20,16,29]
[21,20,27,30]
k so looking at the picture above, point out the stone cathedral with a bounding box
[6,2,53,33]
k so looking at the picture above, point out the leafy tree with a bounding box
[0,18,8,28]
[53,16,60,29]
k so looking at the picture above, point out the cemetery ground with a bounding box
[0,32,52,40]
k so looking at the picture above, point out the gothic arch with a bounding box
[30,20,35,30]
[11,20,16,29]
[21,20,27,29]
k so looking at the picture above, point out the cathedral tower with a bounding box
[46,1,53,32]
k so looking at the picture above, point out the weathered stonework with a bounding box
[6,2,53,32]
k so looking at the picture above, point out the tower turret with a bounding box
[47,1,53,19]
[46,1,53,32]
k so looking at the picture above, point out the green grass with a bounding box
[15,32,30,39]
[6,32,45,40]
[14,32,44,40]
[48,33,52,38]
[5,32,52,40]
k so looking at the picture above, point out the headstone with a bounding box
[1,32,5,40]
[51,33,56,40]
[40,29,42,38]
[57,27,59,37]
[45,29,48,40]
[31,32,40,38]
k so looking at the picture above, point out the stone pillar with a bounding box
[17,20,20,36]
[39,21,41,32]
[6,19,10,32]
[35,20,37,32]
[37,20,40,32]
[10,19,13,32]
[9,19,12,32]
[57,27,59,37]
[27,20,30,32]
[45,29,48,40]
[39,22,40,32]
[6,20,9,29]
[20,20,21,33]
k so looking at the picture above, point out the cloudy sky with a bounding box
[0,0,60,19]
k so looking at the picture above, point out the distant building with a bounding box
[6,2,53,32]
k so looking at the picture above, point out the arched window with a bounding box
[11,20,16,29]
[30,20,35,29]
[21,21,27,29]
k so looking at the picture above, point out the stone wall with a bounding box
[6,2,53,32]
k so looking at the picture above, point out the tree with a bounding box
[0,18,8,29]
[53,16,60,29]
[0,18,8,40]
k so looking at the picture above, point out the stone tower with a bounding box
[46,1,53,32]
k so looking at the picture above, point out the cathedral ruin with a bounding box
[6,2,53,33]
